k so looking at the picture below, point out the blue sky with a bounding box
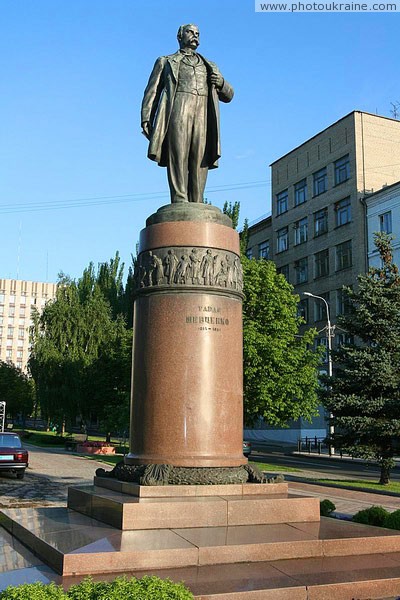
[1,0,399,283]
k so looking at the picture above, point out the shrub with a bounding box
[383,509,400,530]
[320,499,336,517]
[0,576,194,600]
[0,581,65,599]
[67,576,194,599]
[353,506,389,527]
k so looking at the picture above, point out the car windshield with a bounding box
[0,435,22,448]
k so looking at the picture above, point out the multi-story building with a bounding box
[0,279,57,372]
[248,110,400,337]
[245,111,400,442]
[365,180,400,268]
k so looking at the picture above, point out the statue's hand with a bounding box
[141,121,152,140]
[210,72,224,89]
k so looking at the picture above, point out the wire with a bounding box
[0,180,270,215]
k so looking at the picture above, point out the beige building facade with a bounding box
[0,279,57,372]
[248,111,400,341]
[245,112,400,442]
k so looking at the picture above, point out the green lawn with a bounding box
[16,429,124,448]
[251,461,300,473]
[315,478,400,494]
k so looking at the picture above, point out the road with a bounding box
[249,445,400,481]
[0,445,112,508]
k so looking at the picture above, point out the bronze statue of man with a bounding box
[141,24,234,204]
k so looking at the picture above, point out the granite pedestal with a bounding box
[126,204,246,471]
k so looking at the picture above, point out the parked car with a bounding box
[0,432,29,479]
[243,440,252,457]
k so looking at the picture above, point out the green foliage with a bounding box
[0,576,194,600]
[29,253,133,429]
[383,509,400,530]
[353,506,389,527]
[0,360,34,420]
[240,218,249,255]
[223,200,240,229]
[67,576,193,600]
[320,499,336,516]
[0,581,65,599]
[323,233,400,485]
[242,256,322,426]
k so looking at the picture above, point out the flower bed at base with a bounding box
[76,442,116,455]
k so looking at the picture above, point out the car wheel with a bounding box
[16,470,25,480]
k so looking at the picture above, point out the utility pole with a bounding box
[0,402,6,433]
[303,292,335,455]
[390,101,400,120]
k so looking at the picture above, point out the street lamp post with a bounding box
[303,292,335,455]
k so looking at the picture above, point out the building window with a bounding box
[336,332,354,347]
[334,155,350,185]
[313,167,327,196]
[314,208,328,237]
[19,307,26,318]
[276,227,289,253]
[314,292,330,322]
[337,288,352,315]
[0,294,4,304]
[294,217,308,245]
[314,249,329,279]
[276,189,288,215]
[17,361,23,370]
[6,349,12,359]
[297,298,309,322]
[18,327,25,339]
[20,295,26,306]
[258,240,270,259]
[336,240,352,271]
[294,179,307,206]
[379,211,392,234]
[8,306,15,317]
[277,264,289,280]
[7,326,13,338]
[246,248,253,259]
[335,197,351,227]
[294,257,308,284]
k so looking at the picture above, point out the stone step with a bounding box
[93,477,288,498]
[2,506,400,579]
[121,554,400,600]
[67,485,320,530]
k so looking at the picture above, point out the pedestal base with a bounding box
[95,462,264,486]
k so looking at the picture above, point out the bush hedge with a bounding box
[353,506,389,527]
[0,576,194,600]
[383,509,400,530]
[320,499,336,517]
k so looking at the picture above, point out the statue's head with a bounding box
[177,24,200,50]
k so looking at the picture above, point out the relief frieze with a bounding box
[135,246,243,294]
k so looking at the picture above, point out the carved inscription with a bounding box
[135,246,243,294]
[186,305,230,333]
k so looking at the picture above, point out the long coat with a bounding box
[141,51,234,169]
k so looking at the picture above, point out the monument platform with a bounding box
[2,480,400,599]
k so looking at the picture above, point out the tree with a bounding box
[223,201,241,229]
[242,256,321,426]
[29,254,133,431]
[323,233,400,485]
[0,361,34,423]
